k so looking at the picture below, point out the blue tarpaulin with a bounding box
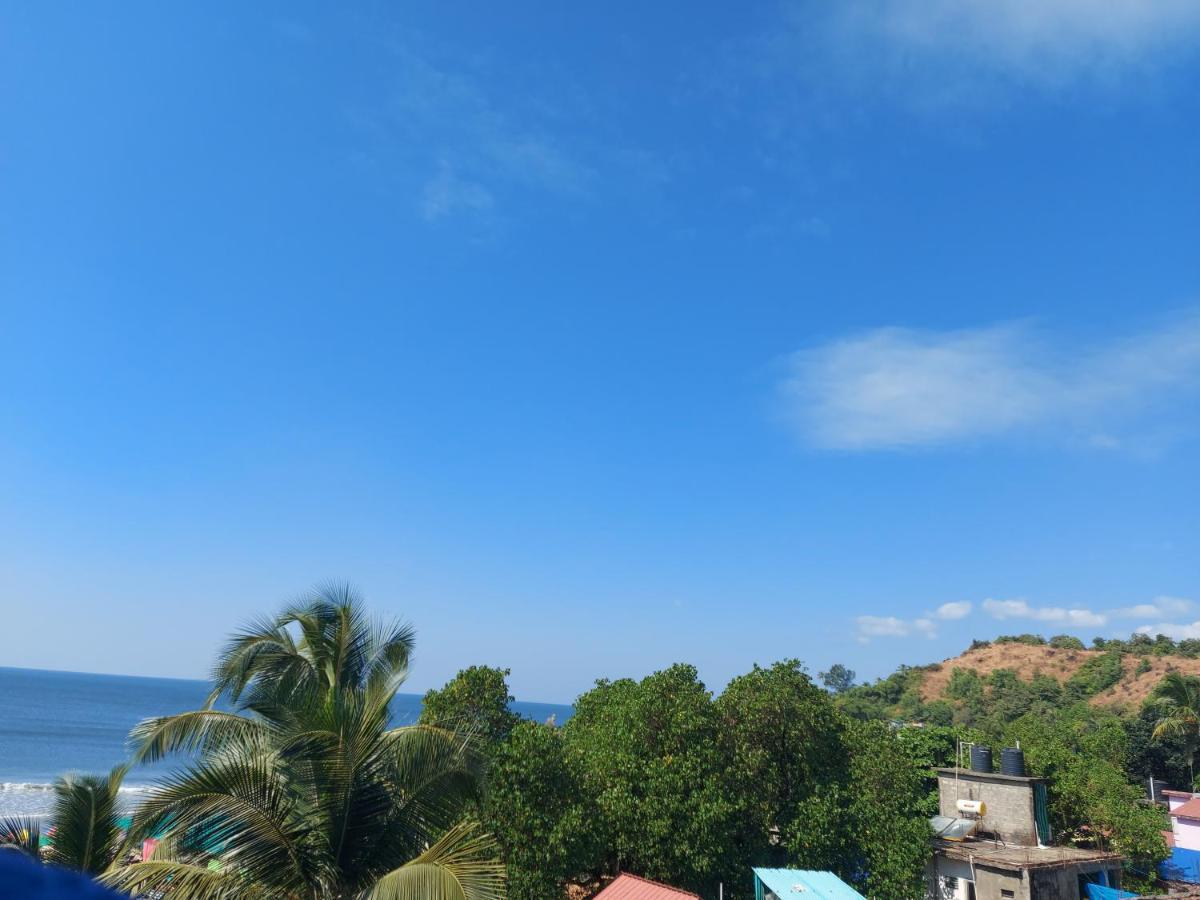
[752,867,866,900]
[1161,846,1200,883]
[1082,884,1137,900]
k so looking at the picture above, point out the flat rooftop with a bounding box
[936,767,1044,784]
[934,840,1121,871]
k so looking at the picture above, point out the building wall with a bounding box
[937,771,1039,847]
[1175,816,1200,852]
[973,866,1029,900]
[1030,867,1079,900]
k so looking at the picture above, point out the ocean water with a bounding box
[0,666,572,817]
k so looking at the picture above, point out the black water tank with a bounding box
[970,745,993,772]
[1001,747,1026,777]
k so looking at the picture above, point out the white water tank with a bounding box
[956,799,987,816]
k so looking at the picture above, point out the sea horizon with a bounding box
[0,665,573,817]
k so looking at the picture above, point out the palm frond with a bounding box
[101,859,255,900]
[0,816,42,859]
[45,764,127,873]
[367,820,505,900]
[130,709,267,764]
[127,751,314,890]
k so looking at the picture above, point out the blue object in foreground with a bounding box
[0,852,123,899]
[1161,846,1200,883]
[1082,883,1137,899]
[752,867,866,900]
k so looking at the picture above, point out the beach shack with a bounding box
[752,867,866,900]
[1159,789,1200,883]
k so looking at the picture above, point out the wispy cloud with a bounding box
[836,0,1200,84]
[779,313,1200,451]
[982,597,1108,627]
[855,614,936,642]
[760,0,1200,109]
[345,37,606,228]
[1114,596,1193,620]
[421,161,495,222]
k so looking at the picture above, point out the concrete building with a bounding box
[927,767,1124,900]
[1158,789,1200,882]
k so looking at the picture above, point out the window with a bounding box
[1001,891,1014,898]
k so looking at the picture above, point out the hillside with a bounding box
[919,641,1200,708]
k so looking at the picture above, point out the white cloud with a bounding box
[1131,597,1200,639]
[780,313,1200,450]
[856,614,937,642]
[982,597,1108,627]
[935,601,973,621]
[1136,621,1200,640]
[855,595,1193,643]
[1114,596,1194,619]
[825,0,1200,88]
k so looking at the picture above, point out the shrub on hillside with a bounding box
[1049,634,1086,650]
[995,634,1047,646]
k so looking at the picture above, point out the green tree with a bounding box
[1127,703,1193,789]
[1150,670,1200,788]
[482,721,599,900]
[108,586,504,900]
[818,664,856,694]
[421,666,521,752]
[1000,706,1168,883]
[563,664,738,896]
[717,661,848,867]
[787,721,930,899]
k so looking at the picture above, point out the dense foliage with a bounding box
[475,660,932,900]
[421,665,522,752]
[481,721,599,900]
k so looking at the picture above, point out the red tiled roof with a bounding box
[593,873,701,900]
[1172,798,1200,820]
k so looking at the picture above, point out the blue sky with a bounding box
[1,1,1198,702]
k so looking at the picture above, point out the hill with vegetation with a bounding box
[840,632,1200,725]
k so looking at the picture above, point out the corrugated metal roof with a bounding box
[1172,797,1200,820]
[753,868,866,900]
[593,873,700,900]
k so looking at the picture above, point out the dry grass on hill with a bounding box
[918,642,1200,708]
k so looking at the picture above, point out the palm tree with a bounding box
[0,765,127,873]
[105,585,504,900]
[1151,670,1200,789]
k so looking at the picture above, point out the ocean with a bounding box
[0,666,572,817]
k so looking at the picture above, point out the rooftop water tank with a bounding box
[970,745,993,773]
[1001,747,1026,777]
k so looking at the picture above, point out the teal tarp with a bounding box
[753,867,866,900]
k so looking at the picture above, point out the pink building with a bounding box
[1164,790,1200,852]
